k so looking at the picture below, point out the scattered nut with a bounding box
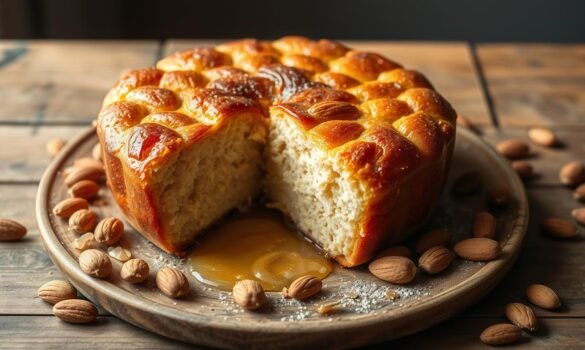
[282,275,323,300]
[68,180,100,200]
[375,245,411,259]
[368,256,417,284]
[418,246,453,274]
[68,209,97,234]
[53,198,89,218]
[0,218,27,241]
[572,208,585,225]
[74,157,103,169]
[92,143,102,161]
[526,284,561,310]
[574,183,585,202]
[37,280,77,305]
[415,229,451,254]
[496,139,530,159]
[453,238,501,262]
[53,299,98,324]
[64,165,104,187]
[559,161,585,187]
[94,217,124,245]
[73,232,95,250]
[480,323,522,345]
[472,211,497,238]
[528,127,557,147]
[107,246,132,262]
[511,160,534,180]
[505,302,538,332]
[317,300,341,315]
[120,259,150,284]
[46,138,66,157]
[232,279,266,310]
[79,249,112,278]
[541,217,579,239]
[156,267,190,298]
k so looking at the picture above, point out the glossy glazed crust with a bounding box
[96,37,456,265]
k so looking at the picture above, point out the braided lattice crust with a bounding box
[97,37,456,266]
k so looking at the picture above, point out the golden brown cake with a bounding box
[96,37,456,267]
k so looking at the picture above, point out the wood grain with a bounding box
[478,44,585,127]
[0,41,159,124]
[163,40,492,127]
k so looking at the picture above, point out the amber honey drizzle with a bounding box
[187,210,332,291]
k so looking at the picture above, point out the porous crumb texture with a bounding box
[96,36,456,266]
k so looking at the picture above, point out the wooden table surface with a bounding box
[1,40,584,349]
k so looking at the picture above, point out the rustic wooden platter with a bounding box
[36,126,528,350]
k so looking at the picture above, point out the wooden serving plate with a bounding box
[36,127,528,349]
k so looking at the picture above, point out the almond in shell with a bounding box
[79,249,112,278]
[120,259,150,284]
[94,217,124,245]
[156,267,190,298]
[232,279,266,310]
[68,209,97,234]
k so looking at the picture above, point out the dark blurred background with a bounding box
[1,0,584,42]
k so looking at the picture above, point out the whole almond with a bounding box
[46,138,66,157]
[487,186,510,207]
[526,284,561,309]
[156,267,190,298]
[418,246,453,274]
[541,217,579,239]
[472,211,497,238]
[528,127,557,147]
[308,101,361,120]
[68,209,97,234]
[64,165,104,187]
[53,198,89,218]
[0,218,27,241]
[74,157,103,169]
[68,180,100,200]
[53,299,97,324]
[480,323,522,345]
[92,143,102,161]
[120,259,150,284]
[79,249,112,278]
[452,172,482,196]
[505,302,538,332]
[415,229,451,254]
[37,280,77,305]
[283,275,322,300]
[572,208,585,225]
[368,256,417,284]
[511,160,534,180]
[454,238,501,262]
[94,217,124,245]
[559,161,585,186]
[375,245,411,259]
[574,183,585,202]
[232,279,266,310]
[496,139,530,159]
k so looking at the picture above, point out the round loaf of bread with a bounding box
[96,37,456,267]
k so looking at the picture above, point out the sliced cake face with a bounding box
[97,37,456,265]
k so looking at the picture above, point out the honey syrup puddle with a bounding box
[187,210,332,291]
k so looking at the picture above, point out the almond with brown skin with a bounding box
[68,209,97,234]
[454,238,501,262]
[120,259,150,284]
[572,208,585,225]
[487,186,510,207]
[368,256,417,284]
[505,302,538,332]
[156,267,190,298]
[232,279,266,310]
[511,160,534,180]
[308,101,361,121]
[53,198,89,218]
[526,284,561,310]
[574,183,585,202]
[94,217,124,245]
[452,172,482,196]
[418,246,453,274]
[541,217,579,239]
[37,280,77,305]
[472,211,497,238]
[528,127,557,147]
[375,245,411,259]
[415,229,451,254]
[79,249,112,278]
[480,323,522,345]
[46,138,66,157]
[68,180,100,200]
[64,165,104,187]
[496,139,530,159]
[0,218,27,241]
[53,299,98,324]
[282,275,322,300]
[559,161,585,186]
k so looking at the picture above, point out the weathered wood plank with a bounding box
[0,41,160,124]
[478,44,585,127]
[163,40,492,127]
[0,125,87,182]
